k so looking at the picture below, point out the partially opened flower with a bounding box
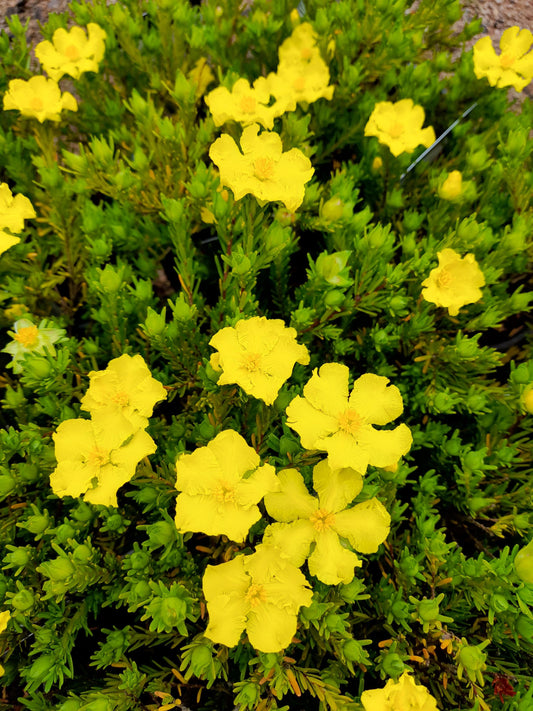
[35,23,107,81]
[473,27,533,92]
[80,354,167,434]
[0,183,36,256]
[209,123,314,212]
[438,170,463,201]
[286,363,412,472]
[205,77,282,129]
[203,544,312,652]
[364,100,435,157]
[263,461,391,584]
[421,248,485,316]
[174,430,279,542]
[209,316,310,405]
[361,671,438,711]
[3,76,77,123]
[50,412,157,507]
[3,318,66,373]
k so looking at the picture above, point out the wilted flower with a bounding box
[205,77,283,129]
[3,76,77,122]
[361,671,438,711]
[35,23,107,82]
[364,100,435,157]
[50,413,156,507]
[421,248,485,316]
[209,123,314,212]
[80,354,167,434]
[473,26,533,92]
[263,461,391,584]
[286,363,412,472]
[0,183,36,256]
[3,318,66,373]
[209,316,310,405]
[203,544,312,652]
[174,430,279,542]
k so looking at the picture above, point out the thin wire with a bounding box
[400,101,478,181]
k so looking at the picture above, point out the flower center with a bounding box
[14,325,39,348]
[245,583,267,608]
[338,408,363,435]
[213,481,236,503]
[64,44,80,60]
[389,121,404,139]
[30,97,44,112]
[111,390,130,407]
[241,352,262,372]
[310,508,336,532]
[240,95,256,113]
[300,47,313,60]
[293,76,306,92]
[499,52,515,69]
[253,157,275,181]
[437,269,452,289]
[87,447,109,468]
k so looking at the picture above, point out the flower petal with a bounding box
[262,520,315,567]
[246,602,299,652]
[307,529,361,585]
[236,463,280,507]
[312,459,363,512]
[348,373,404,425]
[285,395,339,449]
[334,498,391,553]
[357,423,413,468]
[174,493,261,542]
[263,468,317,522]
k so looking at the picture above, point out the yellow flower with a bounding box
[438,170,463,201]
[3,318,66,373]
[421,248,485,316]
[267,22,334,107]
[364,100,435,157]
[277,22,323,68]
[267,57,334,107]
[208,123,314,212]
[203,544,312,652]
[205,77,283,129]
[3,76,77,123]
[0,183,36,256]
[188,57,215,97]
[361,671,438,711]
[35,23,107,82]
[285,363,412,472]
[174,430,280,542]
[473,27,533,92]
[50,412,156,507]
[0,609,10,633]
[80,354,167,434]
[263,461,390,584]
[209,316,310,405]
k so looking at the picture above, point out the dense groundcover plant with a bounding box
[0,0,532,709]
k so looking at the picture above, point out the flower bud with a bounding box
[514,539,533,583]
[144,307,167,337]
[324,290,346,308]
[129,550,151,571]
[99,265,123,294]
[146,520,176,549]
[342,639,367,662]
[339,578,366,603]
[381,652,405,677]
[189,645,213,675]
[320,196,345,222]
[0,475,16,499]
[72,502,94,523]
[457,643,487,672]
[54,523,76,544]
[11,588,34,611]
[72,544,92,564]
[40,557,75,581]
[438,171,463,201]
[235,682,259,707]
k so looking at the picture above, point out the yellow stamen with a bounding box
[437,270,452,288]
[245,583,267,608]
[64,44,80,60]
[30,97,44,112]
[499,52,515,69]
[87,447,109,468]
[253,157,275,181]
[388,121,404,139]
[240,95,256,113]
[300,47,313,60]
[338,408,362,435]
[14,325,39,348]
[309,508,336,532]
[293,77,306,92]
[213,481,236,503]
[111,390,129,407]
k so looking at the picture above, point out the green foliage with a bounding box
[0,0,532,710]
